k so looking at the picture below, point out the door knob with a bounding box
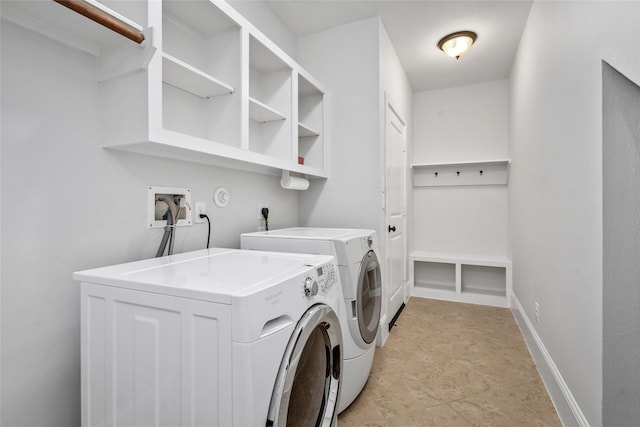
[388,225,396,233]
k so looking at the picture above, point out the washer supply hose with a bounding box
[155,198,178,257]
[155,211,173,257]
[261,207,269,231]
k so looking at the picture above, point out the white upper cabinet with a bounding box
[247,35,292,161]
[296,73,325,172]
[160,0,241,149]
[4,0,327,178]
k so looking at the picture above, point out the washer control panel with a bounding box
[303,261,337,297]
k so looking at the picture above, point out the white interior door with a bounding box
[385,97,407,324]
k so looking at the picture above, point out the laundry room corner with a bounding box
[7,1,639,426]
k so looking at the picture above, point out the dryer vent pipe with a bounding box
[281,171,309,191]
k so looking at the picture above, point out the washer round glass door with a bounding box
[357,250,382,344]
[267,304,342,427]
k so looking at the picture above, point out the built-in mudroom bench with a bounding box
[410,251,512,308]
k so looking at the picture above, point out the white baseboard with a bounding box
[511,294,590,427]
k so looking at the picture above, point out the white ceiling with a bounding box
[264,0,533,92]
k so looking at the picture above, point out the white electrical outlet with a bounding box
[195,202,206,224]
[535,302,540,323]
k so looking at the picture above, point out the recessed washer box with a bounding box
[147,185,192,228]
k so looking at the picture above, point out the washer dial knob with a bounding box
[304,277,319,297]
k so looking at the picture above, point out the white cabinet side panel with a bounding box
[84,294,108,427]
[81,283,232,427]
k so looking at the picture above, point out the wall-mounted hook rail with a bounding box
[411,159,511,187]
[54,0,145,44]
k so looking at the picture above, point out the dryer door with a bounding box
[267,304,342,427]
[357,250,382,344]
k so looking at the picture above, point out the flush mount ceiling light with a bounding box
[438,31,477,60]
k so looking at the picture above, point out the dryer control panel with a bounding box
[303,261,337,296]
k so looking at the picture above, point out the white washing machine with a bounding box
[73,248,343,427]
[241,228,382,412]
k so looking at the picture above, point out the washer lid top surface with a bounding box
[244,227,372,240]
[74,248,333,303]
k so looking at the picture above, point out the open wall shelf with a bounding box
[8,0,329,180]
[412,159,510,187]
[162,53,234,98]
[298,122,320,138]
[296,73,325,169]
[249,97,287,123]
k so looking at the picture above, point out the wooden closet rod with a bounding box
[54,0,145,44]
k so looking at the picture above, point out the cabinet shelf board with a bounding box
[298,122,319,138]
[162,53,234,98]
[410,251,511,268]
[106,129,327,179]
[461,287,506,297]
[414,281,456,292]
[412,159,510,168]
[249,97,286,123]
[289,163,327,179]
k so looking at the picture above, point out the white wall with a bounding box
[509,1,640,425]
[0,20,299,427]
[228,0,297,59]
[413,80,509,164]
[295,17,412,236]
[296,17,412,337]
[379,20,413,138]
[602,61,640,427]
[296,18,381,233]
[412,80,509,256]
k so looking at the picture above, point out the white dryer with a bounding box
[73,248,343,427]
[241,228,383,412]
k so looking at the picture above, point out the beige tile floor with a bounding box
[338,297,561,426]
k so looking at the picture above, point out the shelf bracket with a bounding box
[97,27,156,82]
